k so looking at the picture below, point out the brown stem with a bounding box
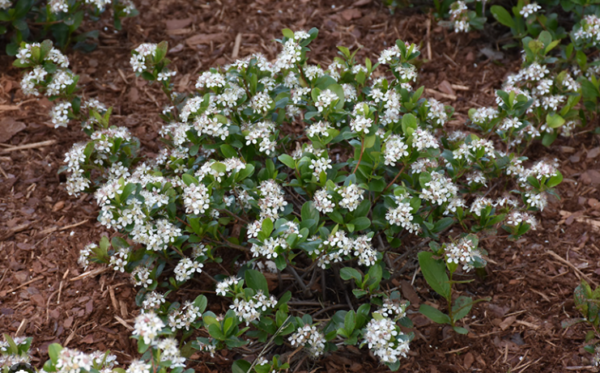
[352,137,366,174]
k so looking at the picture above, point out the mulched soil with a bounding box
[1,0,600,372]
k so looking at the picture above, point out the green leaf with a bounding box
[452,296,473,321]
[546,113,565,128]
[282,28,295,39]
[344,310,356,333]
[211,162,227,174]
[340,267,362,282]
[232,359,252,373]
[420,304,451,324]
[220,144,237,158]
[261,218,273,236]
[245,269,269,295]
[278,154,296,169]
[490,5,515,28]
[182,174,199,186]
[453,326,469,334]
[48,343,63,364]
[349,217,371,231]
[418,251,451,299]
[194,295,208,313]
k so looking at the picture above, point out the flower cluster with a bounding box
[289,324,326,357]
[363,317,410,364]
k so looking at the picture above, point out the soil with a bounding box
[1,0,600,372]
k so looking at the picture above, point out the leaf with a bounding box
[48,343,63,364]
[418,251,451,299]
[349,217,371,231]
[490,5,515,28]
[282,28,295,39]
[546,113,565,128]
[340,267,362,282]
[452,296,473,322]
[182,174,198,186]
[453,326,469,334]
[344,310,356,333]
[220,144,237,158]
[193,295,208,313]
[278,154,296,169]
[261,218,273,236]
[245,269,269,295]
[419,304,451,324]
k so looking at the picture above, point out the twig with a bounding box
[0,140,57,153]
[312,303,348,318]
[248,316,291,372]
[4,276,44,293]
[70,267,110,282]
[547,250,598,286]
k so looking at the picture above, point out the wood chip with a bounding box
[69,267,109,282]
[114,315,134,330]
[185,33,228,47]
[232,33,242,58]
[425,88,457,101]
[0,140,57,154]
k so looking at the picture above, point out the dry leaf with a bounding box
[0,117,26,142]
[186,33,228,47]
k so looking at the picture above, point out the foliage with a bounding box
[0,0,137,55]
[14,27,564,371]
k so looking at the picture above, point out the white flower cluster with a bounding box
[168,301,201,330]
[215,276,241,296]
[386,196,420,233]
[243,120,277,155]
[445,237,480,271]
[427,98,448,125]
[449,1,470,33]
[376,298,408,319]
[364,317,410,364]
[574,15,600,44]
[49,0,68,13]
[318,231,377,267]
[274,32,308,71]
[230,290,278,324]
[196,71,225,89]
[337,184,364,211]
[55,348,118,373]
[78,243,96,269]
[412,128,438,151]
[126,360,151,373]
[132,267,153,287]
[306,120,332,137]
[0,0,11,9]
[133,312,165,344]
[130,43,157,73]
[50,101,72,128]
[289,324,326,357]
[142,291,166,311]
[313,188,335,213]
[156,338,186,368]
[174,257,204,282]
[506,210,538,229]
[383,135,409,166]
[109,248,129,272]
[453,138,496,161]
[419,171,458,205]
[0,336,30,367]
[520,2,542,17]
[310,157,332,178]
[315,89,339,112]
[183,182,210,215]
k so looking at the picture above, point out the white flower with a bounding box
[412,128,438,150]
[51,102,72,128]
[289,325,326,357]
[306,121,332,137]
[337,184,364,211]
[364,317,410,364]
[520,3,541,17]
[183,183,210,215]
[315,89,338,112]
[445,237,480,271]
[419,171,458,206]
[195,71,225,89]
[132,311,165,345]
[350,115,373,133]
[384,135,409,165]
[314,189,335,213]
[251,92,273,114]
[309,157,332,178]
[174,257,204,282]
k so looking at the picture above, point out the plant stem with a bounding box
[352,136,366,174]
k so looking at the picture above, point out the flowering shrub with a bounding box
[15,27,563,371]
[0,0,137,55]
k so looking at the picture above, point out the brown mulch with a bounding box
[1,0,600,372]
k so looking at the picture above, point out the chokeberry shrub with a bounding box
[0,0,137,55]
[13,27,569,372]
